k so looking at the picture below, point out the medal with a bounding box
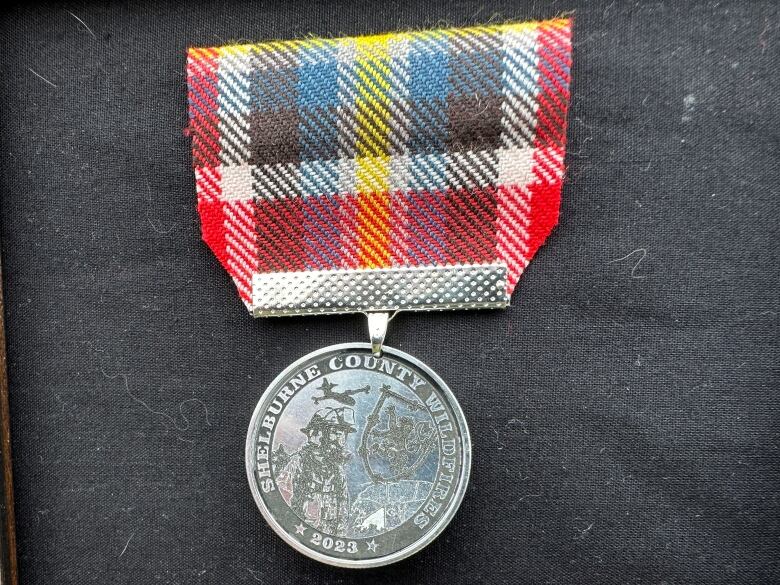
[246,343,469,567]
[187,17,572,566]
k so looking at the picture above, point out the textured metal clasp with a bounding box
[251,264,509,317]
[365,312,389,357]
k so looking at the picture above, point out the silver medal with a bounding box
[246,340,470,567]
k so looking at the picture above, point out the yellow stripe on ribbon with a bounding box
[354,36,392,268]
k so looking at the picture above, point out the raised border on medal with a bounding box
[251,263,509,317]
[245,343,472,569]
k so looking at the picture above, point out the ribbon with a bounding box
[186,18,572,316]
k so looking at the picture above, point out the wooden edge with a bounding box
[0,255,18,585]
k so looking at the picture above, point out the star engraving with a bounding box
[294,523,306,535]
[366,539,379,552]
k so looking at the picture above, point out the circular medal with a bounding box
[245,343,471,567]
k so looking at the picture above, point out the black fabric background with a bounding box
[1,1,778,583]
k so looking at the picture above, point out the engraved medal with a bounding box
[186,18,572,566]
[245,344,469,567]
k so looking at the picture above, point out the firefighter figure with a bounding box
[276,407,356,536]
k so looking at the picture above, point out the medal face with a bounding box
[246,343,471,567]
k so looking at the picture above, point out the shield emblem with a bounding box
[358,384,437,483]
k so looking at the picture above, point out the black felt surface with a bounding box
[1,1,778,583]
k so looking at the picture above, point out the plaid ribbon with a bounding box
[187,18,572,315]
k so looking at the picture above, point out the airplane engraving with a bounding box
[312,378,370,406]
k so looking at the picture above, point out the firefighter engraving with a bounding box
[276,407,357,536]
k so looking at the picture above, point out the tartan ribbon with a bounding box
[186,18,572,315]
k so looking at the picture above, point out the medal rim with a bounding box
[245,342,472,568]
